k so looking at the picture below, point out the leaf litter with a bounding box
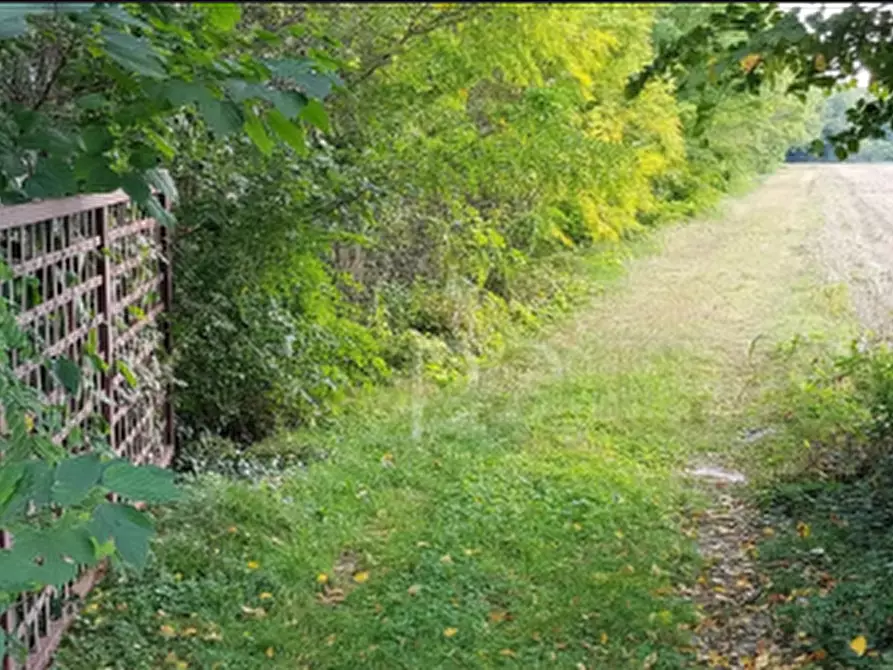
[683,463,816,669]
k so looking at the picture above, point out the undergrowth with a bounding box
[749,341,893,667]
[57,248,714,670]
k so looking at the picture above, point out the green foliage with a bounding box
[635,3,893,159]
[789,88,893,163]
[0,252,181,657]
[166,4,816,445]
[747,342,893,665]
[0,3,335,220]
[56,257,718,668]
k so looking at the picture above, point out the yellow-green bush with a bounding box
[170,4,818,443]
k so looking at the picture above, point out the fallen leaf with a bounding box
[353,571,370,583]
[440,554,453,564]
[443,627,458,638]
[259,592,273,600]
[797,521,811,539]
[573,523,583,531]
[316,573,329,584]
[326,634,337,646]
[416,541,430,548]
[83,603,100,615]
[227,526,237,534]
[316,587,346,606]
[159,624,176,638]
[499,649,517,657]
[240,605,267,619]
[265,647,275,659]
[407,584,422,596]
[181,627,198,637]
[850,635,867,657]
[247,560,260,570]
[203,632,223,642]
[600,632,608,645]
[489,610,508,623]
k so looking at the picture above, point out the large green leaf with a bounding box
[201,3,241,32]
[161,79,208,107]
[223,80,271,104]
[81,125,114,155]
[101,28,166,79]
[52,356,81,395]
[0,526,96,591]
[267,109,307,156]
[264,58,340,99]
[269,90,306,119]
[52,454,103,507]
[145,194,175,228]
[300,98,330,132]
[101,461,179,503]
[96,4,150,30]
[23,159,76,199]
[244,109,274,156]
[0,4,94,39]
[120,172,151,205]
[145,167,179,205]
[0,463,25,517]
[88,502,154,570]
[196,91,243,137]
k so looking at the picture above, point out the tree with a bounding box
[629,2,893,160]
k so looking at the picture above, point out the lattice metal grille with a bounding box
[0,190,173,670]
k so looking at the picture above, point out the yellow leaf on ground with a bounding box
[499,649,517,657]
[227,526,237,534]
[489,610,507,623]
[850,636,867,657]
[600,632,608,645]
[443,627,458,638]
[440,554,453,564]
[246,560,260,570]
[265,647,275,659]
[181,627,198,637]
[159,624,176,638]
[353,571,370,584]
[259,592,273,600]
[407,584,422,596]
[316,573,328,583]
[797,521,810,539]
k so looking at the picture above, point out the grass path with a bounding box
[58,167,853,669]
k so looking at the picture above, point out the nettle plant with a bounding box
[0,1,338,658]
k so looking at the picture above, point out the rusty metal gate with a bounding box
[0,190,173,669]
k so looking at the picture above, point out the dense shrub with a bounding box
[168,4,819,444]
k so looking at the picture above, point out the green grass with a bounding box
[57,169,855,669]
[59,302,711,669]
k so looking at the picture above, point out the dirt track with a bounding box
[807,163,893,335]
